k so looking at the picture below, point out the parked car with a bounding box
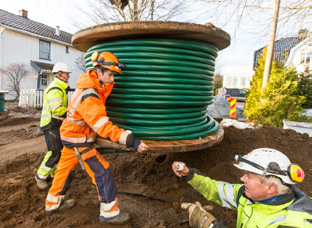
[224,88,246,102]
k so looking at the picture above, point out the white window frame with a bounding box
[41,74,48,86]
[39,40,51,60]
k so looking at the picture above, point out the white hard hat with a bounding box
[234,148,304,185]
[52,62,71,73]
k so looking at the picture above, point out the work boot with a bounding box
[35,174,48,190]
[99,213,131,225]
[46,199,75,216]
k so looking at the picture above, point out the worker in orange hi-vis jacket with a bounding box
[45,51,149,225]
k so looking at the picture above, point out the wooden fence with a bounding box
[19,89,74,108]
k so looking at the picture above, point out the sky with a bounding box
[1,0,84,34]
[0,0,285,74]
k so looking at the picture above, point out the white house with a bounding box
[221,65,254,89]
[285,36,312,73]
[0,9,85,100]
[222,35,311,90]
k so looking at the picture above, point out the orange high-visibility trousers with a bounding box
[45,146,119,217]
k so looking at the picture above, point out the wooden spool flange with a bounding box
[95,126,224,153]
[72,21,230,153]
[72,21,231,52]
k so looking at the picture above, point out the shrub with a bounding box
[244,49,306,127]
[213,74,223,95]
[297,68,312,109]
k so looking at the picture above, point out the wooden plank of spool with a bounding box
[72,21,231,52]
[95,126,224,153]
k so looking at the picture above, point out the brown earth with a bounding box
[0,103,311,228]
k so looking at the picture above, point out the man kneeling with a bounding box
[172,148,312,228]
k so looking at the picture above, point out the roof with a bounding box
[253,36,305,68]
[32,61,54,71]
[285,36,312,67]
[0,9,72,44]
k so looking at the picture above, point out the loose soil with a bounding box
[0,103,311,228]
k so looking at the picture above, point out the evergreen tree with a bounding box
[244,49,306,127]
[297,68,312,109]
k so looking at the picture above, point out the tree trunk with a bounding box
[262,0,280,91]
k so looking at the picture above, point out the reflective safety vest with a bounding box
[60,70,129,149]
[40,77,68,130]
[186,168,312,228]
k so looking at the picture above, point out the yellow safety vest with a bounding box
[40,77,68,130]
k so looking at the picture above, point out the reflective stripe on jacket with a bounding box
[186,168,312,228]
[40,77,68,130]
[60,70,129,148]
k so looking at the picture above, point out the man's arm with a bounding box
[77,88,148,152]
[172,162,243,209]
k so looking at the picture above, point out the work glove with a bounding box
[181,201,216,228]
[125,133,142,151]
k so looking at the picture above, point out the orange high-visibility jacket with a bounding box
[60,70,129,148]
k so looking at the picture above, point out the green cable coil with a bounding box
[84,39,219,140]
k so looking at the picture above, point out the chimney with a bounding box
[19,9,28,19]
[55,26,60,36]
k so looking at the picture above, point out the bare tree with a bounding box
[194,0,311,91]
[0,63,29,99]
[194,0,312,38]
[75,53,87,72]
[262,0,280,90]
[73,0,188,29]
[213,74,223,95]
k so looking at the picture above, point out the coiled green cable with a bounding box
[84,38,219,140]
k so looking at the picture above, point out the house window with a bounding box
[233,76,238,87]
[39,40,51,60]
[226,76,233,87]
[300,51,312,64]
[306,52,312,64]
[241,77,247,88]
[66,46,69,54]
[41,74,47,86]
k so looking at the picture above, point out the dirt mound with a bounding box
[0,105,311,228]
[6,105,41,117]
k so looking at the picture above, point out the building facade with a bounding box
[285,36,312,73]
[253,35,311,73]
[222,65,254,89]
[253,36,305,68]
[0,9,85,100]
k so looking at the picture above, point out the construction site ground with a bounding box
[0,103,311,228]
